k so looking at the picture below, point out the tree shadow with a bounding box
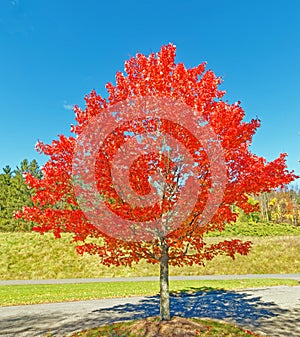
[1,288,299,337]
[172,286,217,294]
[93,289,283,327]
[91,288,297,336]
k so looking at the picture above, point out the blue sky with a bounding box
[0,0,299,180]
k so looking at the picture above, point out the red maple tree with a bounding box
[18,44,296,320]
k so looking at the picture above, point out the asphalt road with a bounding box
[0,275,299,337]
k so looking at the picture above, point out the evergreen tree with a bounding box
[0,159,42,231]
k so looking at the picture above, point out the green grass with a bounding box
[0,278,298,306]
[208,221,300,237]
[1,231,300,280]
[172,236,300,276]
[69,317,262,337]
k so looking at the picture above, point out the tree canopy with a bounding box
[17,44,297,320]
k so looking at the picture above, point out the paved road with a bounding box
[0,276,300,337]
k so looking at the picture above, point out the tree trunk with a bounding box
[159,238,170,321]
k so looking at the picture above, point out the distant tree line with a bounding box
[234,187,300,226]
[0,159,42,231]
[0,159,299,231]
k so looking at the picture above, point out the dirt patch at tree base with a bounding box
[128,316,208,336]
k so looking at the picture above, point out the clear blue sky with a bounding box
[1,0,299,181]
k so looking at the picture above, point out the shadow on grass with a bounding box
[172,286,217,294]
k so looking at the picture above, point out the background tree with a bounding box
[236,188,300,226]
[0,159,42,231]
[18,44,296,320]
[266,188,300,225]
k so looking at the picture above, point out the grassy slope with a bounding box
[1,222,300,280]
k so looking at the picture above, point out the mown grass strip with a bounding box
[0,278,298,306]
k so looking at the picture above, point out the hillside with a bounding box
[1,222,299,280]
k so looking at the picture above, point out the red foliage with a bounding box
[17,44,297,267]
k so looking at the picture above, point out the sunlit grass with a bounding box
[171,236,300,276]
[207,221,300,237]
[0,278,298,306]
[1,232,299,280]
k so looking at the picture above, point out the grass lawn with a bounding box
[0,278,298,306]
